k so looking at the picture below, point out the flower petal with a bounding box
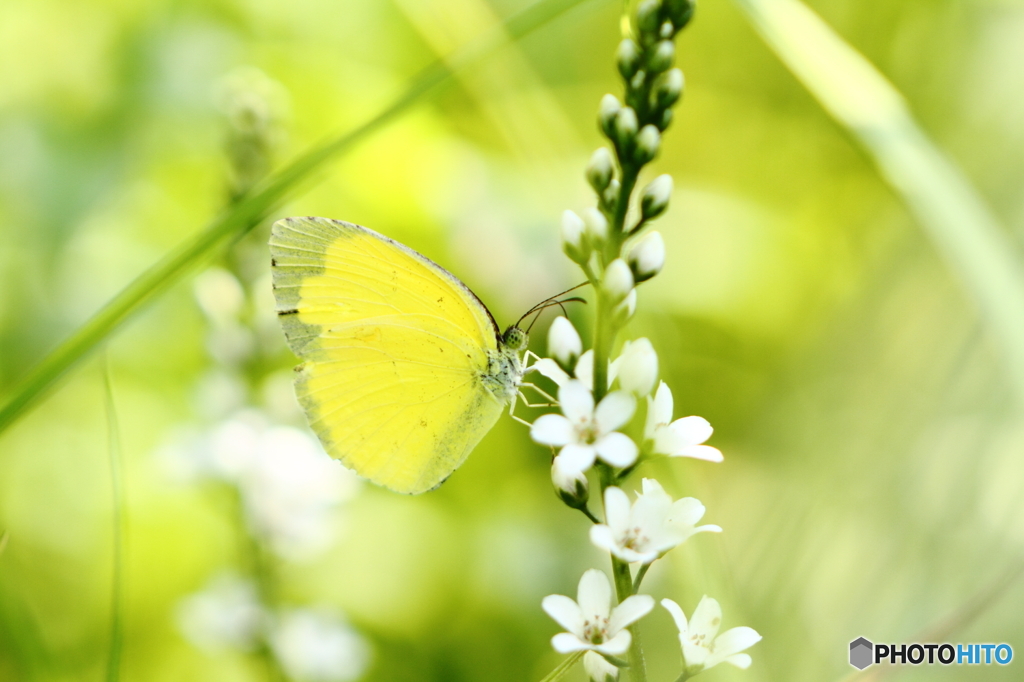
[552,632,592,653]
[557,444,597,475]
[660,598,688,635]
[667,497,706,527]
[530,358,571,387]
[644,382,673,439]
[588,524,619,556]
[689,596,722,640]
[603,486,632,531]
[721,653,752,669]
[615,338,658,397]
[595,432,638,468]
[669,416,713,446]
[560,380,595,425]
[594,391,636,434]
[531,414,575,446]
[711,626,761,660]
[595,630,632,656]
[577,569,612,621]
[608,595,654,635]
[583,651,620,681]
[673,445,724,462]
[542,594,585,636]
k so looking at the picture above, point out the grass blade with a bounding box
[0,0,602,437]
[102,353,126,682]
[733,0,1024,407]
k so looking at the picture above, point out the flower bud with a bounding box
[586,148,614,192]
[659,20,675,39]
[652,68,684,111]
[561,210,588,264]
[636,0,662,39]
[599,94,622,138]
[548,316,582,371]
[603,259,635,303]
[648,40,675,73]
[633,124,660,164]
[628,230,665,282]
[640,174,673,221]
[613,107,638,149]
[612,289,637,326]
[552,458,589,509]
[615,338,659,396]
[602,179,621,212]
[583,207,609,244]
[664,0,695,30]
[616,39,642,80]
[658,108,673,131]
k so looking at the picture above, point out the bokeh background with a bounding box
[1,0,1023,680]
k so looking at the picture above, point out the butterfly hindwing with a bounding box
[270,217,505,493]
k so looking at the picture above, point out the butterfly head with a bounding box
[501,325,528,351]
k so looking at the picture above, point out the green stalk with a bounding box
[101,354,126,682]
[611,557,647,682]
[537,651,585,682]
[0,0,604,438]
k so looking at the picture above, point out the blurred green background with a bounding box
[1,0,1023,680]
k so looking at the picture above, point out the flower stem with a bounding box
[632,563,651,593]
[537,651,585,682]
[611,557,647,682]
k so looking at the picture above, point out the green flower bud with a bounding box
[602,179,621,212]
[586,148,615,192]
[651,68,684,111]
[561,210,589,264]
[603,258,635,304]
[659,20,675,39]
[636,0,662,40]
[648,40,675,73]
[616,39,641,80]
[640,174,673,221]
[614,107,639,149]
[599,94,622,138]
[665,0,696,30]
[627,230,665,282]
[657,108,673,131]
[633,124,660,164]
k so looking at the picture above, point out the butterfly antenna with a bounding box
[524,297,589,333]
[515,281,590,328]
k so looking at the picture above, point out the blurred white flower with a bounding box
[612,338,658,397]
[590,479,721,564]
[644,382,723,462]
[584,651,619,681]
[627,230,665,282]
[158,409,360,559]
[270,608,371,682]
[176,573,265,652]
[552,455,589,508]
[531,380,638,472]
[542,569,653,656]
[661,597,761,672]
[603,259,635,303]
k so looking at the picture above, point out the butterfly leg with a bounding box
[519,382,557,405]
[508,391,535,427]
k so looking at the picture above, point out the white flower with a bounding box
[270,608,371,682]
[661,597,761,672]
[176,573,265,652]
[587,148,614,191]
[645,382,723,462]
[612,338,658,397]
[548,316,582,369]
[552,455,589,507]
[584,651,619,681]
[590,479,721,564]
[531,380,638,471]
[542,569,654,656]
[603,259,635,303]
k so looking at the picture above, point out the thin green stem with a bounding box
[611,558,647,682]
[579,506,602,524]
[0,0,603,438]
[632,562,651,593]
[102,353,126,682]
[538,651,585,682]
[673,671,693,682]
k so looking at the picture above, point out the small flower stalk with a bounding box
[530,2,760,680]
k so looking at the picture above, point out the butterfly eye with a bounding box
[502,326,528,350]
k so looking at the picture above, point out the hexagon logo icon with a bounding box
[849,637,874,670]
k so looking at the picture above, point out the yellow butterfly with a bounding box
[270,216,540,494]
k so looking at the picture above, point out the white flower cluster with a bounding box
[160,408,361,560]
[531,1,760,675]
[177,574,371,681]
